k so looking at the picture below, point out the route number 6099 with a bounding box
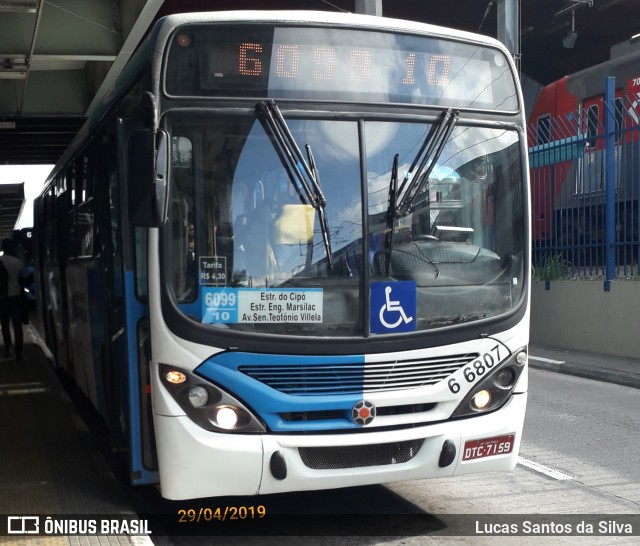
[205,291,236,308]
[448,345,502,394]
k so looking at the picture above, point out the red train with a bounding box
[528,39,640,270]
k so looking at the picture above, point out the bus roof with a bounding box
[155,10,510,51]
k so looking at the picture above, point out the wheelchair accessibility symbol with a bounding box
[370,281,416,334]
[380,286,413,328]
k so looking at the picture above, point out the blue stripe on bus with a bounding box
[196,352,365,432]
[123,270,157,484]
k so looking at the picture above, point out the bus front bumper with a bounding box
[154,393,526,500]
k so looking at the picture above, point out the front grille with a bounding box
[299,439,424,469]
[239,353,477,395]
[280,410,345,422]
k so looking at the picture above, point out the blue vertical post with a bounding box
[604,77,616,284]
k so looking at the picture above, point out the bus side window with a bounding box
[77,153,96,258]
[170,136,195,301]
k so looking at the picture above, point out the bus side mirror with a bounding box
[128,129,169,226]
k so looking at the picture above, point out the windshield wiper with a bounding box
[384,154,399,276]
[256,100,333,270]
[384,108,458,272]
[383,108,458,276]
[392,108,460,220]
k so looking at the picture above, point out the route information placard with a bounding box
[202,288,323,324]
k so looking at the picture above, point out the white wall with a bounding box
[531,280,640,359]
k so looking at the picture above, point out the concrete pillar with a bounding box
[355,0,382,16]
[497,0,520,73]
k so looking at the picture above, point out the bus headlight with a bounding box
[212,406,239,429]
[451,348,527,419]
[159,364,266,433]
[188,385,209,408]
[471,389,492,410]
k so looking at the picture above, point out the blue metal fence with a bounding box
[528,77,640,282]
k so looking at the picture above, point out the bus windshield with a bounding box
[165,111,524,337]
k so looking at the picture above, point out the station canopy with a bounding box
[0,0,637,168]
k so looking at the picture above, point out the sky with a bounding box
[0,164,53,229]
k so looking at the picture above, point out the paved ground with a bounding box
[0,326,152,545]
[529,343,640,389]
[1,326,637,544]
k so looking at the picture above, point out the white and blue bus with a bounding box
[34,11,530,500]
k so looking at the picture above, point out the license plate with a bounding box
[463,434,515,461]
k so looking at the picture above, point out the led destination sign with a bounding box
[165,25,518,110]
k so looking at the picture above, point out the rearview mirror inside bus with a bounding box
[128,129,169,226]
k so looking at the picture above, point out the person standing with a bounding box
[0,238,26,361]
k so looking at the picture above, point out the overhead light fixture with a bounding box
[556,0,593,48]
[563,10,578,48]
[563,31,578,48]
[0,70,26,79]
[0,1,38,13]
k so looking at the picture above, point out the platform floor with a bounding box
[0,325,152,545]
